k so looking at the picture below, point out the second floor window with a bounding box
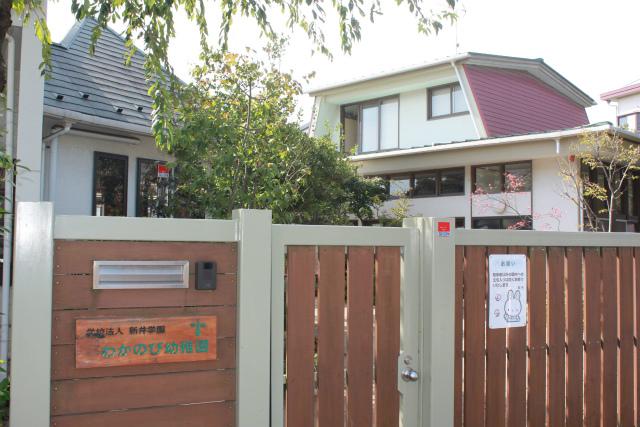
[341,96,399,154]
[618,113,638,131]
[428,83,469,119]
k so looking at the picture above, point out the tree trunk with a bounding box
[608,195,615,232]
[0,0,12,94]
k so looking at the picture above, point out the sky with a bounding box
[47,0,640,124]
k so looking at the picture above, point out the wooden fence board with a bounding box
[317,246,346,427]
[636,248,640,427]
[375,246,401,427]
[619,247,634,427]
[527,247,547,427]
[565,247,584,427]
[51,369,236,415]
[54,241,237,275]
[486,247,507,427]
[52,306,237,345]
[346,247,375,427]
[454,246,464,427]
[601,247,618,427]
[547,247,566,427]
[285,246,316,427]
[53,273,237,310]
[506,247,527,427]
[463,246,487,427]
[52,337,235,380]
[50,401,235,427]
[583,248,602,427]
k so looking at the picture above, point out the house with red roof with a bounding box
[308,53,640,231]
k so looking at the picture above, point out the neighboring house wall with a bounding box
[616,93,640,116]
[463,65,589,137]
[49,133,171,217]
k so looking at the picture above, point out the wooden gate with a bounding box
[50,240,237,426]
[455,244,640,427]
[284,245,401,427]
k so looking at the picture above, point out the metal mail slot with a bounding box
[92,260,190,289]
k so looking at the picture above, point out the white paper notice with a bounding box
[488,254,527,329]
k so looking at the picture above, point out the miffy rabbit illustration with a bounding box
[503,290,522,323]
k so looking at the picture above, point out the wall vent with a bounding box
[92,260,189,289]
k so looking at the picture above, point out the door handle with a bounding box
[401,367,419,382]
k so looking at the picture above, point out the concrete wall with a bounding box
[49,133,171,216]
[531,157,580,231]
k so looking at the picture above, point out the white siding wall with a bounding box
[50,133,172,216]
[399,89,476,148]
[376,156,582,231]
[616,93,640,117]
[531,157,580,231]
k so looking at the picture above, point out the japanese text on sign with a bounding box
[75,315,217,368]
[488,254,527,329]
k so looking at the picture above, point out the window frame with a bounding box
[472,160,533,194]
[136,157,171,218]
[92,151,129,217]
[381,166,466,199]
[617,112,639,129]
[340,95,400,154]
[427,82,469,120]
[471,215,533,230]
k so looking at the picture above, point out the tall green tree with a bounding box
[61,0,456,147]
[168,50,386,224]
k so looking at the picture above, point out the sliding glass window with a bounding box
[341,96,399,154]
[93,152,128,216]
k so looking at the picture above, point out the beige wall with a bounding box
[49,133,172,217]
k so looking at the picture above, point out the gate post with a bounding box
[412,217,456,427]
[233,209,272,427]
[10,202,54,427]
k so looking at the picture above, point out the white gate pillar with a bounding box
[405,217,456,427]
[233,209,272,427]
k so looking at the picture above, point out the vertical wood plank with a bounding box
[636,248,640,427]
[346,247,375,427]
[454,246,464,427]
[486,246,507,427]
[565,247,584,427]
[506,247,527,427]
[375,246,401,427]
[602,247,618,427]
[463,246,487,427]
[527,247,547,427]
[619,247,634,427]
[548,247,566,427]
[285,246,317,427]
[317,246,346,427]
[583,248,602,427]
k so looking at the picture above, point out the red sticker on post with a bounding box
[437,221,450,237]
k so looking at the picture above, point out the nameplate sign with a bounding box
[75,315,217,368]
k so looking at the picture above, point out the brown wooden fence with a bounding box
[284,245,401,427]
[455,245,640,427]
[51,240,237,427]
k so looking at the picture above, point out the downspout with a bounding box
[1,34,15,373]
[451,60,483,139]
[42,123,72,202]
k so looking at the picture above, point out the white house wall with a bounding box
[312,65,477,149]
[616,93,640,116]
[51,133,172,216]
[532,157,580,231]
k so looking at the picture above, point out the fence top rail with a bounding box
[456,228,640,247]
[272,223,413,247]
[54,215,238,242]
